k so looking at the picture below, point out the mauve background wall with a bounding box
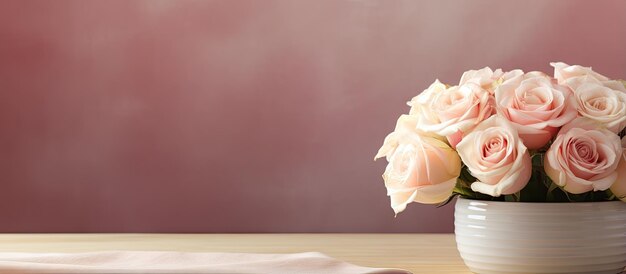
[0,0,625,232]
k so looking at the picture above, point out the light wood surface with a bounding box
[0,233,469,273]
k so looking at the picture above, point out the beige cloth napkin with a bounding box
[0,251,411,274]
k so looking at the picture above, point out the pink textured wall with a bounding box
[0,0,625,232]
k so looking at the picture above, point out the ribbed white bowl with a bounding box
[455,197,626,274]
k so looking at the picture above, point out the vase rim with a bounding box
[456,196,625,205]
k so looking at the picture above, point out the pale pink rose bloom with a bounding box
[551,62,609,88]
[551,61,626,92]
[573,82,626,133]
[406,80,448,142]
[544,118,622,194]
[499,69,529,82]
[611,137,626,202]
[408,79,447,115]
[411,82,495,148]
[459,67,504,94]
[456,116,532,197]
[550,63,626,133]
[375,115,461,214]
[495,72,577,149]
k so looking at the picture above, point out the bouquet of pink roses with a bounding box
[376,62,626,214]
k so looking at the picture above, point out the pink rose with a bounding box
[551,62,626,133]
[551,62,626,92]
[375,115,461,214]
[552,62,626,91]
[573,82,626,133]
[544,118,622,194]
[495,72,577,149]
[411,82,495,148]
[611,137,626,202]
[456,116,532,197]
[408,79,447,115]
[459,67,504,94]
[551,62,610,89]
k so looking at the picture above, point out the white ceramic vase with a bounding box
[455,197,626,274]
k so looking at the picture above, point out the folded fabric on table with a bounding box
[0,251,411,274]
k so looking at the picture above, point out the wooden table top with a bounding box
[0,233,469,273]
